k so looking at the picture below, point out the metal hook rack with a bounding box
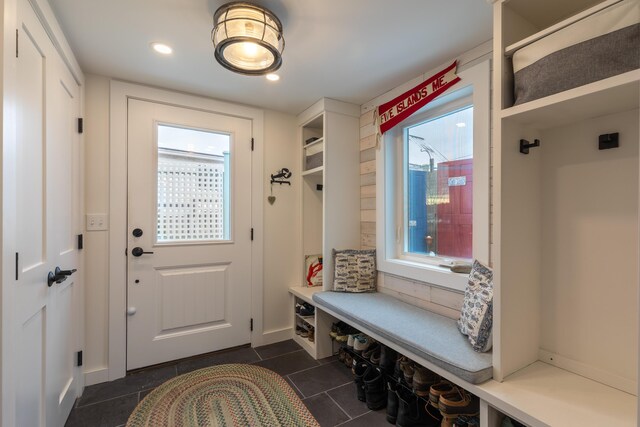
[270,167,292,185]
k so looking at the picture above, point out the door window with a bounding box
[156,124,231,242]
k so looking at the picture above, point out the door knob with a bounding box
[127,307,137,316]
[131,247,154,257]
[55,267,77,276]
[47,271,67,287]
[132,228,143,237]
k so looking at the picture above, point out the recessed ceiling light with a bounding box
[266,74,280,82]
[456,122,466,128]
[151,42,173,55]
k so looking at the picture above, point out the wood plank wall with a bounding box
[359,110,464,320]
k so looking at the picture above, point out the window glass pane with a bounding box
[405,106,473,259]
[157,125,230,242]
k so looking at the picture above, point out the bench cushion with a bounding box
[312,291,493,384]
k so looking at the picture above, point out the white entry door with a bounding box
[14,0,83,426]
[127,100,253,370]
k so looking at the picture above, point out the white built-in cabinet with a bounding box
[289,98,361,359]
[484,0,640,425]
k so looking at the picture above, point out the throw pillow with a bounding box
[457,260,493,352]
[332,249,376,293]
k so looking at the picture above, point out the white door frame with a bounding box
[108,81,264,381]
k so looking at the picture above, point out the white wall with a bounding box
[83,75,300,383]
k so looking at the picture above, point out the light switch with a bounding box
[86,214,108,231]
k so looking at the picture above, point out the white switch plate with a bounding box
[86,214,108,231]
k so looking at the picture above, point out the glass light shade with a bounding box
[212,2,284,75]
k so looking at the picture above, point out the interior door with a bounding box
[15,0,82,425]
[126,99,253,370]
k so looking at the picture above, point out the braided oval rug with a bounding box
[126,364,320,427]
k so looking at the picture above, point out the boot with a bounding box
[379,345,398,375]
[428,381,455,409]
[353,362,369,402]
[386,380,399,424]
[399,357,415,386]
[363,367,387,410]
[438,388,479,426]
[412,365,439,397]
[396,386,441,427]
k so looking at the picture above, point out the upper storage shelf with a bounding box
[501,70,639,129]
[504,0,622,55]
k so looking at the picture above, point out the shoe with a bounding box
[354,335,375,354]
[295,303,302,314]
[336,324,358,342]
[362,342,381,361]
[454,415,480,426]
[428,381,455,408]
[386,380,399,424]
[300,328,309,338]
[363,367,387,410]
[344,353,353,369]
[330,322,341,338]
[413,365,439,397]
[347,334,356,348]
[369,346,382,365]
[379,345,398,375]
[399,357,415,386]
[353,362,369,402]
[338,347,346,363]
[396,386,441,427]
[299,303,315,316]
[308,326,315,342]
[438,388,479,420]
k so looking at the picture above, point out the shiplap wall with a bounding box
[359,42,493,320]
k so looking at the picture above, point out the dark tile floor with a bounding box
[65,340,389,427]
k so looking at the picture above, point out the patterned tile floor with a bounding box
[64,340,389,426]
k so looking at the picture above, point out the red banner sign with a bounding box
[375,61,461,135]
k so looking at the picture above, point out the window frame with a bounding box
[376,60,491,292]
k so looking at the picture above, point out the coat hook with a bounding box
[270,168,292,185]
[520,139,540,155]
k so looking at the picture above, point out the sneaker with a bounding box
[347,334,357,348]
[308,326,315,342]
[428,381,456,408]
[438,388,479,419]
[299,303,315,316]
[344,353,353,369]
[369,346,382,365]
[354,335,375,354]
[336,324,357,342]
[362,342,381,361]
[295,303,302,314]
[338,347,346,363]
[413,365,439,396]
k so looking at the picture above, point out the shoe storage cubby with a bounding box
[289,98,361,360]
[331,319,482,427]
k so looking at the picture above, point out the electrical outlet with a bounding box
[86,214,108,231]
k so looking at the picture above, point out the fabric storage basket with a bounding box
[512,0,639,105]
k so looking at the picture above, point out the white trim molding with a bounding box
[376,59,491,292]
[108,81,264,380]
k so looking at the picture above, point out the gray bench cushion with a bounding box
[312,291,493,384]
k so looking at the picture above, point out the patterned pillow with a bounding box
[332,249,377,293]
[457,260,493,352]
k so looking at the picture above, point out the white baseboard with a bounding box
[84,367,110,386]
[259,327,293,347]
[538,349,637,395]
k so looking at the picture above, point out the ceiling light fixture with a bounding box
[266,73,280,81]
[211,2,285,76]
[151,42,173,55]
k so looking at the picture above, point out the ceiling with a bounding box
[49,0,493,114]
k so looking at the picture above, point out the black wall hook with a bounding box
[520,139,540,155]
[271,168,292,185]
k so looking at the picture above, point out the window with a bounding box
[403,105,473,260]
[156,124,231,243]
[377,60,490,291]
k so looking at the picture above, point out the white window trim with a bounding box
[376,59,491,292]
